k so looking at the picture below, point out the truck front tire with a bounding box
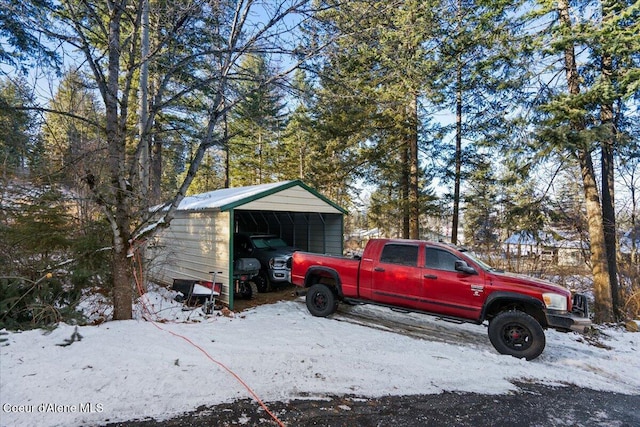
[306,284,338,317]
[488,310,546,360]
[254,272,271,293]
[238,281,258,300]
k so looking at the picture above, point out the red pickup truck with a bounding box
[291,239,591,360]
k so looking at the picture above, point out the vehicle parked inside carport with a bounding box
[234,233,296,292]
[291,238,591,360]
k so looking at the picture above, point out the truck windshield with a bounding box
[252,237,289,249]
[461,250,496,272]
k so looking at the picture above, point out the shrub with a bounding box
[0,184,111,330]
[0,275,84,330]
[619,258,640,320]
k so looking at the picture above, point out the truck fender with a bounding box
[480,291,545,324]
[304,266,343,298]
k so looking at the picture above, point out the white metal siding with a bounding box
[240,186,341,213]
[148,211,231,304]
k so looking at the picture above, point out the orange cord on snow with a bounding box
[131,249,286,427]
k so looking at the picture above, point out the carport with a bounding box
[148,180,346,309]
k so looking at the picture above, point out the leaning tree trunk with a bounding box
[578,149,614,322]
[601,100,619,320]
[599,17,620,319]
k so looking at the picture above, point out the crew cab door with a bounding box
[422,246,484,319]
[369,243,429,310]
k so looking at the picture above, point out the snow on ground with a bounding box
[1,285,639,427]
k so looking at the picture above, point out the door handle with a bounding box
[424,274,437,279]
[374,267,385,272]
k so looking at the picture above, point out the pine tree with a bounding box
[309,0,442,238]
[41,70,104,188]
[590,0,640,320]
[279,70,314,181]
[463,154,500,251]
[0,77,36,178]
[0,0,58,72]
[228,54,287,186]
[435,0,527,245]
[529,0,619,322]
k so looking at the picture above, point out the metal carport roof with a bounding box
[174,180,347,214]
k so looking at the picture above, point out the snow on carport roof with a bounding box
[175,180,346,213]
[177,181,286,211]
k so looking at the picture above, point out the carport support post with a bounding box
[317,212,326,253]
[228,209,235,310]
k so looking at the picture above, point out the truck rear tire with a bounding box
[488,310,546,360]
[306,284,338,317]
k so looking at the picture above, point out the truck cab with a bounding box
[355,240,487,319]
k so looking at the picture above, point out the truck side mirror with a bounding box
[455,260,477,275]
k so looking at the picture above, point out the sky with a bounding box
[1,284,639,427]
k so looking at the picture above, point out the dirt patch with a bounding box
[333,303,488,347]
[232,284,300,312]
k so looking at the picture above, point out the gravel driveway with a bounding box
[105,382,639,426]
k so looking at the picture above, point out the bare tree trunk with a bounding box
[452,63,462,245]
[601,96,619,319]
[409,94,420,240]
[401,139,410,239]
[224,111,230,188]
[599,1,620,320]
[632,183,638,266]
[578,150,613,322]
[558,0,613,322]
[150,131,162,203]
[148,16,162,205]
[106,1,134,320]
[451,0,463,245]
[112,244,134,320]
[139,0,150,199]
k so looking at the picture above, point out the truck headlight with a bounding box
[543,293,568,311]
[269,258,286,269]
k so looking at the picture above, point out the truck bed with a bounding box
[291,251,361,297]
